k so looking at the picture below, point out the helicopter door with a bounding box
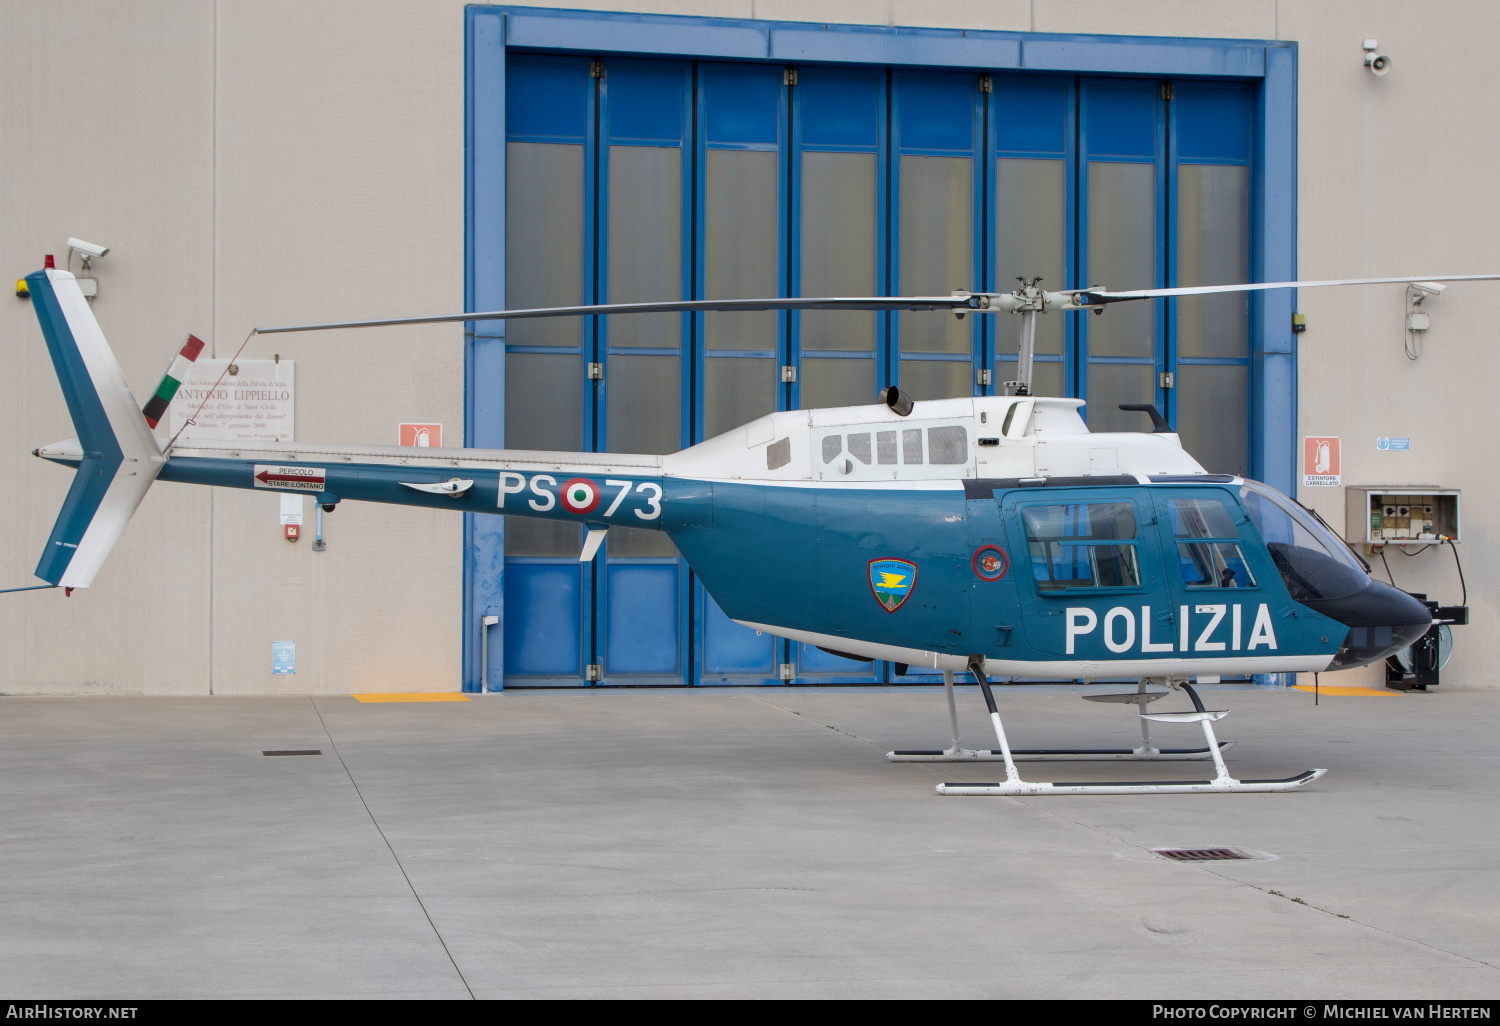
[1002,489,1170,668]
[1150,488,1266,669]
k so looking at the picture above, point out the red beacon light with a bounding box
[44,255,55,269]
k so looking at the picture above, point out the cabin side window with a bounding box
[821,435,842,464]
[815,422,970,477]
[1022,502,1141,591]
[1169,497,1255,588]
[766,437,791,471]
[902,428,923,464]
[928,425,967,464]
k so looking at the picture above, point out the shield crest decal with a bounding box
[869,558,918,612]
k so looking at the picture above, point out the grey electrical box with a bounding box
[1344,486,1460,549]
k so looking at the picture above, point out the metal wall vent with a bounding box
[262,749,322,757]
[1152,847,1251,862]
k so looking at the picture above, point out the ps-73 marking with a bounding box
[498,472,662,521]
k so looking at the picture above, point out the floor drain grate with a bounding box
[1152,847,1251,862]
[262,749,322,757]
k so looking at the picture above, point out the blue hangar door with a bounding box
[498,56,1257,687]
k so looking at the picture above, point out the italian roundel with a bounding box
[560,477,601,514]
[971,545,1010,581]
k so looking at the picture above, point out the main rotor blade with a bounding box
[256,295,972,334]
[1086,274,1500,303]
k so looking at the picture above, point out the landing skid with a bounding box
[888,675,1235,763]
[891,661,1325,796]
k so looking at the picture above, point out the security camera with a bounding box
[66,237,110,273]
[67,238,109,259]
[1409,281,1446,300]
[1362,40,1392,76]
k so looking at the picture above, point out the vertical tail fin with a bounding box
[27,268,165,588]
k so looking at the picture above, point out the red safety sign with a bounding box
[399,423,442,448]
[1302,437,1340,488]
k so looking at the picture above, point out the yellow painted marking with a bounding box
[1291,685,1395,697]
[352,693,472,703]
[876,572,908,588]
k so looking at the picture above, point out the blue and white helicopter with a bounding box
[21,265,1494,796]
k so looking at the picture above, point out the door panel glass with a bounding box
[900,358,970,402]
[1175,363,1249,476]
[705,149,779,353]
[1029,362,1065,399]
[1086,161,1156,359]
[1085,362,1155,434]
[505,352,582,452]
[505,142,584,348]
[606,353,679,455]
[1176,163,1249,359]
[609,525,678,558]
[704,147,779,440]
[996,158,1066,363]
[606,145,682,348]
[800,151,876,350]
[899,155,973,355]
[801,357,875,409]
[705,357,776,439]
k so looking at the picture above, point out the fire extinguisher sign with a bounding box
[399,423,442,448]
[1303,436,1341,487]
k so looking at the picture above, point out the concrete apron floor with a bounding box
[3,685,1499,1000]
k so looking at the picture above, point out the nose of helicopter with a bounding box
[1319,580,1433,670]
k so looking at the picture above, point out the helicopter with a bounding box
[19,264,1496,796]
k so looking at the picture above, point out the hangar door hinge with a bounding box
[784,68,798,86]
[591,59,605,79]
[976,368,993,386]
[778,662,795,681]
[978,75,993,93]
[585,664,602,682]
[1159,371,1175,389]
[1160,82,1173,101]
[587,362,603,380]
[780,365,797,383]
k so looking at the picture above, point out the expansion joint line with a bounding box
[309,697,476,999]
[1235,878,1500,971]
[748,693,888,750]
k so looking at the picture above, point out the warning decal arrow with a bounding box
[253,464,327,491]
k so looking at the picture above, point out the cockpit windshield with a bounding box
[1240,480,1369,603]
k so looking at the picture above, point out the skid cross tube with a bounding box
[922,669,1326,796]
[887,676,1234,763]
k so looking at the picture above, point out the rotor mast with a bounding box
[1004,278,1044,397]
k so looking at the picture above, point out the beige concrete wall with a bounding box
[0,1,468,694]
[2,0,1496,692]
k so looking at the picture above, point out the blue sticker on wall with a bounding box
[869,558,917,612]
[272,640,296,674]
